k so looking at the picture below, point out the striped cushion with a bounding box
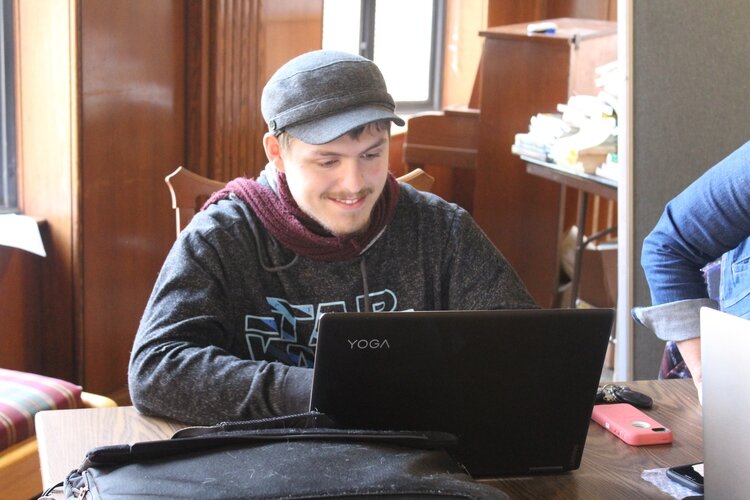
[0,368,83,450]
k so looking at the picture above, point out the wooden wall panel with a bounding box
[186,0,323,182]
[487,0,546,27]
[254,1,323,173]
[79,0,185,393]
[545,0,617,21]
[0,246,42,371]
[14,0,78,381]
[187,0,258,181]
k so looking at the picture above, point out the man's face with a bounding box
[277,126,390,237]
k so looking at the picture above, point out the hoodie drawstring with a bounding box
[360,257,371,312]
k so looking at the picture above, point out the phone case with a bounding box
[591,403,673,446]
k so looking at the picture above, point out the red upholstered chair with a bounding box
[0,368,116,499]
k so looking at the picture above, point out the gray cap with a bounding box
[261,50,405,145]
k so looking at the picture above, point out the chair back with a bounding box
[165,167,226,236]
[166,166,435,237]
[396,168,435,192]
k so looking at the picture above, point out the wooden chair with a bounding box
[165,166,225,236]
[395,167,436,192]
[166,166,435,237]
[0,383,116,499]
[402,109,480,172]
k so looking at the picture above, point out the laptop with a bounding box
[701,307,750,498]
[309,308,614,477]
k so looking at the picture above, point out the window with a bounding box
[0,0,16,213]
[322,0,444,114]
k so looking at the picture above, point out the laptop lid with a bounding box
[309,308,613,477]
[701,307,750,498]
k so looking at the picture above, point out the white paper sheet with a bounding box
[0,213,47,257]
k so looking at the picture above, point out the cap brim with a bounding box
[285,104,405,145]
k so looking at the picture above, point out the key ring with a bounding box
[595,384,654,409]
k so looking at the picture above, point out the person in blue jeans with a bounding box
[634,139,750,402]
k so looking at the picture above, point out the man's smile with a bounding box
[328,192,369,208]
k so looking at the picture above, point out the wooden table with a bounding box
[524,157,618,308]
[484,379,702,499]
[36,379,701,499]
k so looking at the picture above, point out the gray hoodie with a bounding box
[128,179,535,424]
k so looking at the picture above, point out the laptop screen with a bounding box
[701,307,750,498]
[310,308,614,477]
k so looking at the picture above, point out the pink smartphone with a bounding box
[591,403,673,446]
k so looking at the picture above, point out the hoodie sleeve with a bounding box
[128,225,312,425]
[444,208,537,310]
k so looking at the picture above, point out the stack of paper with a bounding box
[511,113,573,162]
[512,60,621,176]
[549,95,617,173]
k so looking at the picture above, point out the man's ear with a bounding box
[262,133,285,172]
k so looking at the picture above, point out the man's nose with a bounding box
[339,160,365,193]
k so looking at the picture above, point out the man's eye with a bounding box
[318,159,339,168]
[362,152,381,160]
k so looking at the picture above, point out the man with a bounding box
[634,139,750,401]
[128,50,535,424]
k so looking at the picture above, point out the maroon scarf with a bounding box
[202,171,400,262]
